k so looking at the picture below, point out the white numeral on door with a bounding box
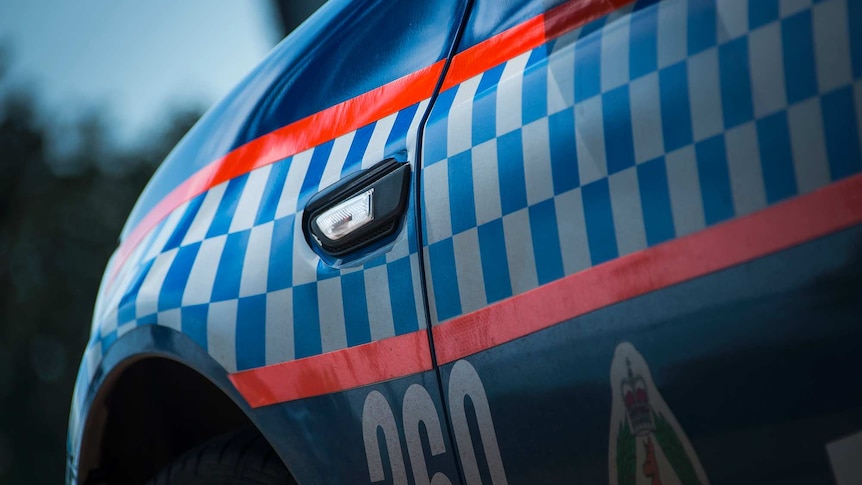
[361,360,507,484]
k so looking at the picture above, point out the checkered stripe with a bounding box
[422,0,862,324]
[80,100,430,378]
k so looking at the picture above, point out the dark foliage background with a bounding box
[0,1,324,482]
[0,58,204,483]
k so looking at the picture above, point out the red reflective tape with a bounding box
[111,61,445,284]
[230,329,433,408]
[432,174,862,364]
[441,0,635,91]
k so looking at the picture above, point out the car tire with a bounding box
[146,427,296,485]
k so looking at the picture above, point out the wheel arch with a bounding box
[72,326,279,484]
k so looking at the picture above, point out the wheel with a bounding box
[146,427,296,485]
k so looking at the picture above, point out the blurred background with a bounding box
[0,1,323,482]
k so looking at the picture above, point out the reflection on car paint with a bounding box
[362,360,507,485]
[609,342,708,485]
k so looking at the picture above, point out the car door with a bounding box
[421,0,862,482]
[78,0,474,483]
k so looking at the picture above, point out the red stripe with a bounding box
[432,174,862,364]
[231,175,862,407]
[111,0,634,281]
[441,0,635,91]
[229,329,433,408]
[110,61,445,284]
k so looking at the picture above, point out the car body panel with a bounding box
[68,0,469,481]
[68,0,862,483]
[421,0,862,482]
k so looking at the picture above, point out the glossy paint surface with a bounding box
[68,0,862,482]
[422,0,862,481]
[68,0,468,481]
[121,0,464,243]
[442,222,862,482]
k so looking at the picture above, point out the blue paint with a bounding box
[122,0,467,236]
[850,0,862,79]
[425,87,459,165]
[659,61,694,152]
[695,135,735,225]
[749,0,780,30]
[756,112,798,203]
[478,219,513,304]
[548,109,580,194]
[236,294,267,370]
[254,158,292,225]
[267,215,295,292]
[341,123,376,176]
[211,230,251,302]
[163,194,205,251]
[581,179,618,265]
[822,86,862,180]
[638,157,676,246]
[719,37,754,130]
[181,304,209,351]
[429,239,462,321]
[522,47,549,125]
[603,85,636,175]
[529,199,565,285]
[385,103,420,155]
[117,258,155,324]
[297,140,334,208]
[292,283,321,359]
[206,174,249,239]
[782,11,818,104]
[473,63,506,146]
[341,271,371,347]
[388,258,420,336]
[448,150,477,235]
[158,242,201,311]
[574,19,605,104]
[497,129,529,216]
[629,1,659,80]
[687,0,717,56]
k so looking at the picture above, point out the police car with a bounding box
[68,0,862,483]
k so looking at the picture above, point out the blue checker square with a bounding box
[497,129,529,216]
[159,243,201,311]
[659,61,694,152]
[695,134,735,225]
[602,85,636,175]
[822,86,862,180]
[477,219,513,304]
[292,283,322,359]
[782,11,818,104]
[236,295,267,370]
[448,150,477,235]
[181,304,209,351]
[428,239,462,321]
[637,157,676,247]
[211,230,251,302]
[529,199,565,285]
[387,258,420,336]
[267,215,295,292]
[581,179,619,265]
[206,175,248,238]
[341,271,371,347]
[548,108,580,194]
[719,37,754,130]
[756,112,798,204]
[522,46,549,125]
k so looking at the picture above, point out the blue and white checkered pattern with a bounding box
[421,0,862,324]
[79,100,431,381]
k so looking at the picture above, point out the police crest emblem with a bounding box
[609,343,709,485]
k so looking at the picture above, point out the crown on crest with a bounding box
[621,358,655,436]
